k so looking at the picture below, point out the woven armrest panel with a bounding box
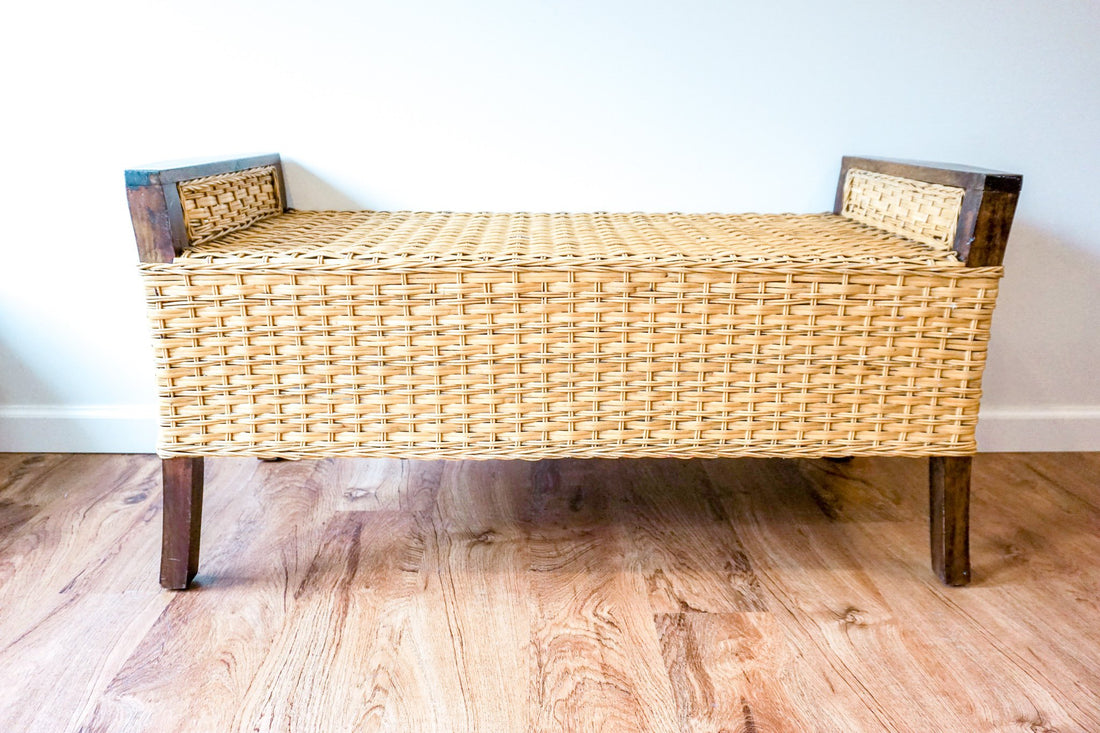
[841,169,965,251]
[178,165,283,245]
[140,210,1002,461]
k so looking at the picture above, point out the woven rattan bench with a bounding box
[125,154,1021,590]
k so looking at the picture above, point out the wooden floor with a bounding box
[1,452,1098,732]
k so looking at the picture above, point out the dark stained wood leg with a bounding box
[929,456,971,586]
[161,457,204,590]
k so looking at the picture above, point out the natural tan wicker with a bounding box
[141,205,1001,460]
[841,169,964,250]
[180,210,964,267]
[178,165,283,245]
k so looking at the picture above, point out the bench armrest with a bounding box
[125,153,285,263]
[835,155,1022,267]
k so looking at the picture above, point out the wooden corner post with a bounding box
[836,156,1022,586]
[125,153,284,589]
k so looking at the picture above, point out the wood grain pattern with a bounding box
[1,452,1099,731]
[160,456,204,589]
[965,188,1021,267]
[125,153,284,187]
[930,455,972,585]
[125,185,177,263]
[612,459,766,614]
[410,460,534,732]
[656,611,811,732]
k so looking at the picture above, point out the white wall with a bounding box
[1,0,1098,452]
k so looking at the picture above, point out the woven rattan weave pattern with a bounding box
[178,165,283,245]
[180,211,963,268]
[842,169,964,250]
[141,205,1002,460]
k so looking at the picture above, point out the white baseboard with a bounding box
[1,404,1097,454]
[0,405,157,453]
[976,407,1100,452]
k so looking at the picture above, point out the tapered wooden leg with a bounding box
[161,457,204,590]
[929,456,971,586]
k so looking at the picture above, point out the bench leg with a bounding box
[161,457,204,590]
[929,456,971,586]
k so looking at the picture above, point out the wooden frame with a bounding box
[128,153,1020,589]
[837,156,1022,585]
[125,153,285,263]
[834,156,1022,267]
[126,153,284,588]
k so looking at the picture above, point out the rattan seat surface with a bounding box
[179,210,966,269]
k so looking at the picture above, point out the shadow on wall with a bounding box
[281,159,365,211]
[0,337,58,406]
[982,220,1100,408]
[0,332,158,453]
[0,337,65,450]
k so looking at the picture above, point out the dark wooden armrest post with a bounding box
[126,153,283,589]
[835,155,1023,586]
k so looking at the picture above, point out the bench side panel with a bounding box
[140,261,1002,460]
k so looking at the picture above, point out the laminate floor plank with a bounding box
[0,455,161,644]
[405,461,535,733]
[229,510,426,732]
[523,459,680,732]
[704,456,1100,731]
[656,611,813,733]
[608,458,766,614]
[0,452,1098,731]
[84,458,333,731]
[526,524,680,733]
[0,591,169,733]
[330,457,444,515]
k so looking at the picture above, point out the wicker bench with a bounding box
[125,154,1021,590]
